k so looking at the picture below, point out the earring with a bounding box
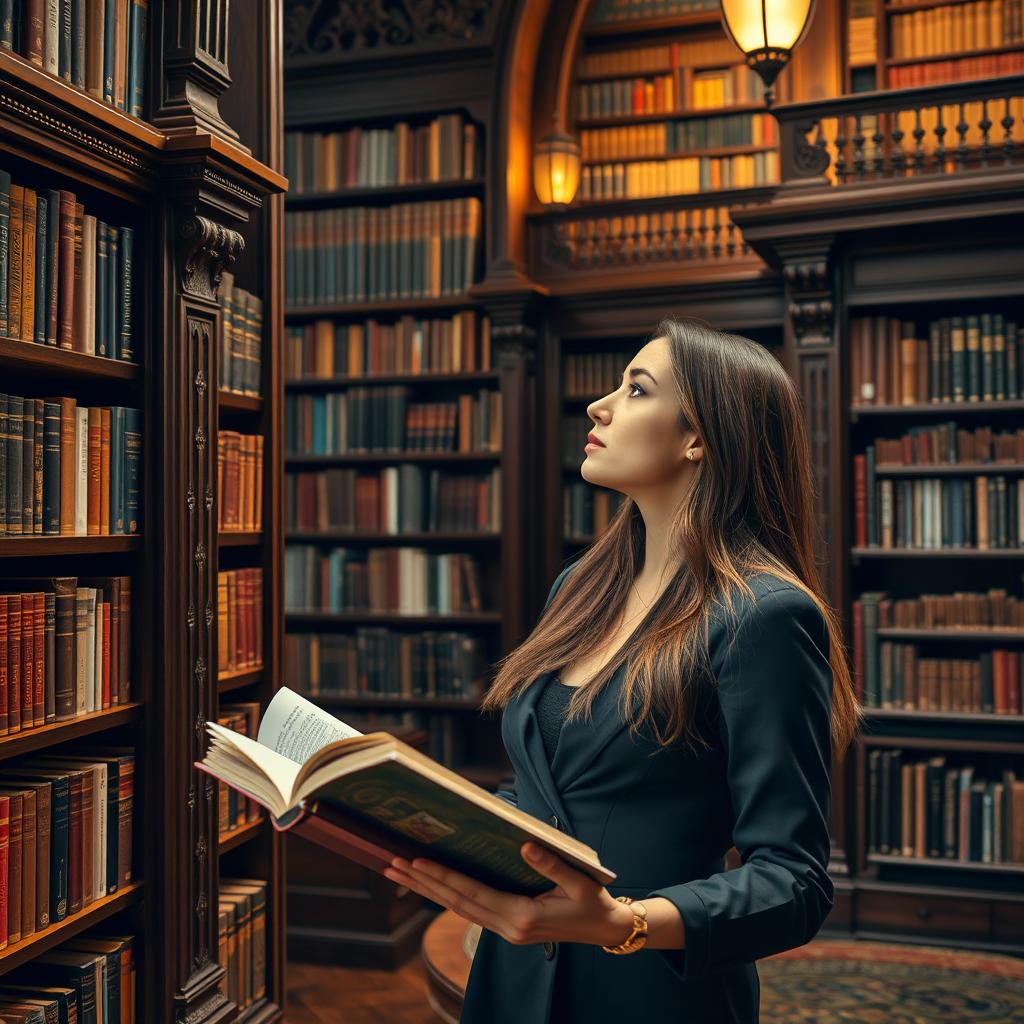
[687,451,694,461]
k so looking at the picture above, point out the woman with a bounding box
[383,317,862,1023]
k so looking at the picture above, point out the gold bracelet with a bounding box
[601,896,649,955]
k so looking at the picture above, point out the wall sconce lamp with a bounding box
[720,0,818,107]
[533,113,582,208]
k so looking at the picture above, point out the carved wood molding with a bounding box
[284,0,495,62]
[177,215,245,301]
[780,239,835,348]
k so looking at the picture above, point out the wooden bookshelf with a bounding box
[0,2,286,1016]
[285,177,486,208]
[284,297,483,318]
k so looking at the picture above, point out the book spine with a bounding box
[45,188,60,346]
[54,577,76,721]
[95,218,108,356]
[106,761,119,893]
[7,185,22,340]
[110,406,124,534]
[44,592,56,724]
[0,170,9,338]
[118,225,133,359]
[75,405,89,536]
[20,789,35,938]
[21,397,34,531]
[6,792,20,943]
[33,399,44,534]
[7,596,19,732]
[0,597,7,734]
[57,190,76,350]
[33,591,44,726]
[58,0,72,79]
[35,782,51,928]
[86,0,106,97]
[123,407,141,533]
[33,193,48,343]
[127,0,146,118]
[50,774,70,920]
[106,223,118,359]
[43,402,61,534]
[7,394,22,535]
[72,0,86,88]
[0,796,7,950]
[20,188,35,345]
[103,0,116,103]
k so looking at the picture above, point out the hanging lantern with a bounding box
[533,130,581,207]
[720,0,818,106]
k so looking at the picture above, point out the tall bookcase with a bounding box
[0,2,287,1021]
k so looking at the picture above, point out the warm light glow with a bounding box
[720,0,817,102]
[721,0,814,52]
[533,132,581,207]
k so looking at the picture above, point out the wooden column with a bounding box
[473,284,548,652]
[151,0,243,147]
[163,204,245,1024]
[778,235,852,880]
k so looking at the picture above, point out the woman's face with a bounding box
[582,337,698,497]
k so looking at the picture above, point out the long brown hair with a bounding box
[481,317,862,759]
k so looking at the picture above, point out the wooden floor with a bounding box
[286,958,439,1024]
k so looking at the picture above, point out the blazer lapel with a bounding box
[505,667,631,835]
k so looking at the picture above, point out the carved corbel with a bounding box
[783,254,833,347]
[176,214,245,302]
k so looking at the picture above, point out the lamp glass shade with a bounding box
[533,133,581,206]
[720,0,814,53]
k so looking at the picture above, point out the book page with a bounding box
[257,686,363,765]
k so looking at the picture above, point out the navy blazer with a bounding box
[460,561,834,1024]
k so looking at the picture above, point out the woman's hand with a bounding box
[383,843,633,948]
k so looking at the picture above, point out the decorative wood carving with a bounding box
[783,257,833,348]
[284,0,494,59]
[177,215,246,301]
[152,0,244,148]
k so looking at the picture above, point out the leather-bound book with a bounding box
[33,758,97,905]
[10,768,68,922]
[87,407,101,536]
[72,201,87,353]
[8,185,23,341]
[0,596,8,734]
[6,394,23,535]
[33,192,47,344]
[32,591,45,727]
[0,787,38,940]
[56,190,76,351]
[100,407,111,535]
[5,789,22,943]
[21,398,34,533]
[3,778,53,930]
[42,401,61,534]
[0,170,10,338]
[20,593,34,730]
[118,577,130,703]
[32,399,44,534]
[20,187,36,345]
[44,395,77,535]
[85,0,104,97]
[45,188,60,346]
[0,795,7,949]
[6,594,21,733]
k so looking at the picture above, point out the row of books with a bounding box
[218,272,263,398]
[564,483,626,538]
[575,65,763,120]
[284,466,502,534]
[217,431,263,534]
[284,312,493,380]
[564,352,632,397]
[579,37,736,79]
[580,151,780,200]
[217,704,261,833]
[1,0,146,117]
[284,115,482,192]
[854,589,1024,709]
[862,638,1021,714]
[588,0,719,26]
[0,576,131,731]
[218,569,263,677]
[286,631,486,701]
[0,753,135,944]
[887,51,1024,87]
[284,198,483,306]
[285,388,502,456]
[849,315,1022,407]
[852,459,1023,549]
[866,753,1024,865]
[580,115,777,160]
[0,174,134,359]
[889,1,1021,61]
[862,585,1024,630]
[219,878,268,1013]
[283,549,487,616]
[0,931,136,1022]
[848,6,877,67]
[868,425,1024,468]
[0,397,142,537]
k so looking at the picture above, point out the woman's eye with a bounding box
[627,382,644,397]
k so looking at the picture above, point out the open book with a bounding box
[195,687,616,896]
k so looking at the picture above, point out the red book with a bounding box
[853,455,867,548]
[101,602,111,709]
[994,649,1009,715]
[21,593,34,728]
[32,592,45,728]
[0,794,8,950]
[1008,651,1021,717]
[0,596,8,735]
[7,596,21,734]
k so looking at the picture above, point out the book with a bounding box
[195,686,616,896]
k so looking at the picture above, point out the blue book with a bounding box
[44,188,61,346]
[127,0,147,118]
[42,401,61,534]
[123,407,141,534]
[119,225,133,360]
[95,219,108,356]
[106,224,119,359]
[311,395,326,455]
[103,0,116,104]
[110,405,125,534]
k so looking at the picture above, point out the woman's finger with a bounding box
[520,843,599,902]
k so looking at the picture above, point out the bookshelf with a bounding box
[572,3,787,202]
[281,75,508,960]
[0,1,287,1021]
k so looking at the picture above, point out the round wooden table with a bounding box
[421,910,481,1023]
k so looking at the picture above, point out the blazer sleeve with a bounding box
[493,559,582,810]
[644,585,835,981]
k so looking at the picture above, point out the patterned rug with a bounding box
[759,939,1024,1023]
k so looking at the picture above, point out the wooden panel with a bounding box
[858,890,992,940]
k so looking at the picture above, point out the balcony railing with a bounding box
[529,187,774,279]
[775,74,1024,188]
